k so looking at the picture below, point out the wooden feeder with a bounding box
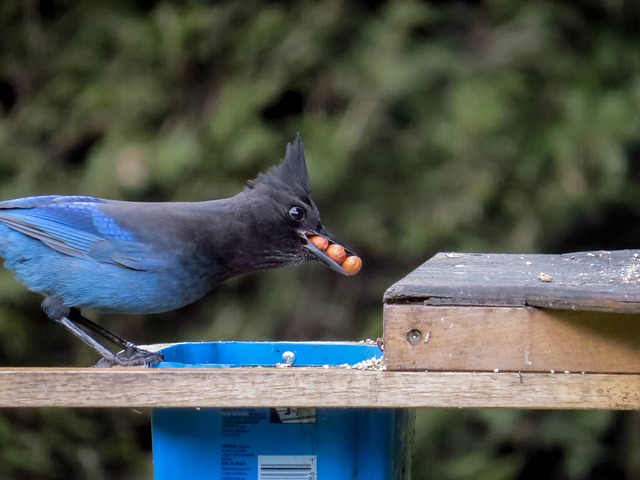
[383,250,640,409]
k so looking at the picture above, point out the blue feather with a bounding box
[0,195,103,209]
[0,196,166,271]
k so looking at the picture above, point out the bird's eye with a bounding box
[289,206,305,221]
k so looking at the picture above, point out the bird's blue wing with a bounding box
[0,196,167,271]
[0,195,105,210]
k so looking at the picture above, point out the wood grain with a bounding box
[384,250,640,313]
[383,305,640,373]
[0,367,636,409]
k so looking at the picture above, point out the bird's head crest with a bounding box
[246,134,310,196]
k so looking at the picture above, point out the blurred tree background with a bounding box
[0,0,639,478]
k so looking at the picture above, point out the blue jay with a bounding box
[0,136,358,366]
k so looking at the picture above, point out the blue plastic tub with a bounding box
[151,341,413,480]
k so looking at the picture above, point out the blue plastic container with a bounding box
[151,342,413,480]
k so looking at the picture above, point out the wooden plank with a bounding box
[383,304,640,373]
[384,250,640,313]
[384,252,528,307]
[525,285,640,313]
[0,368,636,409]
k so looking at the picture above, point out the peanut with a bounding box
[341,255,362,275]
[326,244,347,264]
[308,235,329,251]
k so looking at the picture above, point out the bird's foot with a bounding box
[93,346,164,368]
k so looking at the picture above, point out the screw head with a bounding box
[281,350,296,365]
[406,329,421,346]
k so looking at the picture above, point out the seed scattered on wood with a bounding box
[537,272,553,282]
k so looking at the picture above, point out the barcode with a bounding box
[258,455,317,480]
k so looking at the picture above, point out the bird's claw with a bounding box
[93,346,164,368]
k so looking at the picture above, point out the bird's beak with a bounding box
[300,230,357,276]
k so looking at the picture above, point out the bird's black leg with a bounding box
[68,308,164,367]
[41,297,164,367]
[68,308,135,349]
[54,315,122,364]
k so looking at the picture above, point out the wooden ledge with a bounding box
[384,250,640,312]
[0,367,637,410]
[382,250,640,380]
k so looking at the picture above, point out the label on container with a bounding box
[220,409,317,480]
[220,410,267,479]
[258,455,317,480]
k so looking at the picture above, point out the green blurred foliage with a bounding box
[0,0,639,478]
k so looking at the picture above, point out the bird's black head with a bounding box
[243,135,357,275]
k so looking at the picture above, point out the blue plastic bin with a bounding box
[152,342,413,480]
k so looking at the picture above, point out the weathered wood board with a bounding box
[384,305,640,373]
[384,250,640,312]
[384,250,640,374]
[0,368,636,410]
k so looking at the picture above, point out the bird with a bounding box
[0,135,359,366]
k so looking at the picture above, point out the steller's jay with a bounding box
[0,136,358,366]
